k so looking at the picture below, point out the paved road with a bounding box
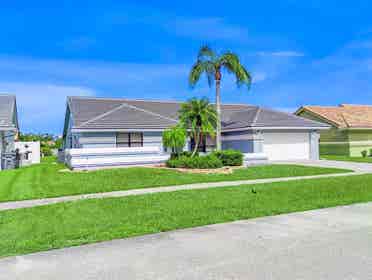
[1,202,372,280]
[0,159,367,211]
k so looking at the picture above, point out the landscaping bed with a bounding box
[155,165,243,174]
[1,173,372,257]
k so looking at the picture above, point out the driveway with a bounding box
[277,159,372,173]
[1,202,372,280]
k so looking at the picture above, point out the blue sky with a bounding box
[1,1,372,134]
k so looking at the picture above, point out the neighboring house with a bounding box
[14,141,41,167]
[0,95,19,170]
[62,97,328,169]
[296,104,372,157]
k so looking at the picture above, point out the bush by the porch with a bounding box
[166,154,223,169]
[212,150,243,166]
[162,126,187,156]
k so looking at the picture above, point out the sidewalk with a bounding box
[2,202,372,279]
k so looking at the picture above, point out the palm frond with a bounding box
[178,97,217,137]
[198,45,216,61]
[189,60,216,88]
[219,51,252,89]
[235,64,252,89]
[218,52,240,72]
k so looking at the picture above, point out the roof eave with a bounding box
[222,126,330,132]
[0,125,17,131]
[296,107,341,128]
[71,127,168,132]
[340,127,372,130]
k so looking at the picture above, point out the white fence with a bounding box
[65,146,169,170]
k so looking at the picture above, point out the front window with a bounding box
[190,135,215,152]
[116,132,143,147]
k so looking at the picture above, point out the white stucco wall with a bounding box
[15,141,41,166]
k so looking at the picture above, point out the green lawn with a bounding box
[1,173,372,258]
[0,158,351,202]
[322,155,372,163]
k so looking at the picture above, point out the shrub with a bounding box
[212,149,243,166]
[162,126,187,156]
[361,150,368,158]
[41,146,53,157]
[166,154,223,169]
[369,149,372,157]
[170,151,196,160]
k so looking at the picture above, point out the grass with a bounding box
[1,173,372,258]
[322,155,372,163]
[0,158,351,202]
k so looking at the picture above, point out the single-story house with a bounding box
[62,97,329,169]
[14,141,41,167]
[296,104,372,157]
[0,95,19,170]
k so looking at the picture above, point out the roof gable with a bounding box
[298,104,372,128]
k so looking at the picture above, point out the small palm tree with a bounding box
[162,126,187,156]
[179,97,217,156]
[189,46,252,150]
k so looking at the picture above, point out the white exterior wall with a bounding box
[14,141,41,166]
[78,132,116,148]
[63,131,167,169]
[74,131,164,151]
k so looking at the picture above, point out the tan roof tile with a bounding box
[301,104,372,128]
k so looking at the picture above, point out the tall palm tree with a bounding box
[189,46,252,150]
[179,97,217,156]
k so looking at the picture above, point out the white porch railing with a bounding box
[65,146,169,170]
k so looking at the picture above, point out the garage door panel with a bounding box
[263,132,310,160]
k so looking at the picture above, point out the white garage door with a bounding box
[263,132,310,160]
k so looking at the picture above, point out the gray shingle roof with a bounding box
[0,95,17,128]
[68,97,328,131]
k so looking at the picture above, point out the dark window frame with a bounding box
[116,132,143,147]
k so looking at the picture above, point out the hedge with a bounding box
[212,150,243,166]
[166,154,223,169]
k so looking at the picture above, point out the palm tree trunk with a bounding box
[215,77,222,151]
[191,131,199,157]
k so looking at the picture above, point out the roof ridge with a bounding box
[78,103,128,128]
[118,102,178,122]
[340,113,350,128]
[252,107,261,126]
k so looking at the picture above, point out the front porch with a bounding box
[65,146,170,170]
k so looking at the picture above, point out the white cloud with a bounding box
[252,37,372,109]
[274,107,298,113]
[0,82,95,133]
[166,17,249,41]
[252,72,267,83]
[257,51,304,57]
